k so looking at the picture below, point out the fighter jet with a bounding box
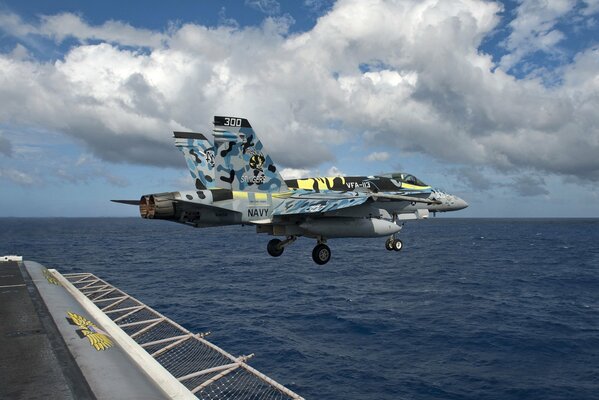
[113,116,467,264]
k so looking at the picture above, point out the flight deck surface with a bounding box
[0,258,303,400]
[0,260,92,399]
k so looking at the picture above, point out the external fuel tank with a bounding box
[299,218,401,238]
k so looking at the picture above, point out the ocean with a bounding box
[1,217,598,399]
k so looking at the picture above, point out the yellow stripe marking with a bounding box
[233,191,249,199]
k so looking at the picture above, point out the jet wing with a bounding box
[273,191,370,216]
[272,189,441,217]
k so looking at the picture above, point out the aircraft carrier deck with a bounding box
[0,256,304,400]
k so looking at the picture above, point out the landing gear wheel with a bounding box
[267,239,284,257]
[385,238,395,251]
[312,244,331,265]
[393,239,403,252]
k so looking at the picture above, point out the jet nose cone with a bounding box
[453,196,468,210]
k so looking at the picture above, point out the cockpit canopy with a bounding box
[381,172,428,187]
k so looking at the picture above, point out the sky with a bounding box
[0,0,598,217]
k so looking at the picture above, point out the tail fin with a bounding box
[173,132,217,190]
[212,116,288,193]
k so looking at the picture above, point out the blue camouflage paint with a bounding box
[213,117,288,193]
[272,191,371,216]
[174,132,216,190]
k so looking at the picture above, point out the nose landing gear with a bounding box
[385,215,404,252]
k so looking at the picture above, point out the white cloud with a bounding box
[0,10,35,38]
[30,150,128,187]
[0,10,165,48]
[1,0,599,186]
[582,0,599,15]
[0,134,12,157]
[7,43,31,60]
[452,167,494,191]
[174,173,195,188]
[304,0,335,13]
[365,151,390,162]
[326,166,344,176]
[498,0,598,71]
[280,166,345,179]
[510,175,550,197]
[39,13,166,47]
[245,0,281,15]
[280,168,313,179]
[0,168,37,185]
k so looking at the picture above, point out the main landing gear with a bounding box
[267,236,297,257]
[267,230,403,264]
[385,237,403,251]
[266,236,332,265]
[312,239,331,265]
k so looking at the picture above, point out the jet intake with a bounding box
[299,218,401,238]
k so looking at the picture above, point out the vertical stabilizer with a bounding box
[174,132,217,190]
[212,116,288,192]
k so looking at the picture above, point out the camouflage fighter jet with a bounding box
[113,116,467,265]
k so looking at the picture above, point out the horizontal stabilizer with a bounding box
[111,199,139,205]
[173,131,209,140]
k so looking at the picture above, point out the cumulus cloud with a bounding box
[40,13,165,47]
[56,154,130,187]
[365,151,390,162]
[0,168,37,185]
[281,168,313,179]
[0,134,13,157]
[499,0,599,76]
[0,0,598,186]
[304,0,335,14]
[582,0,599,14]
[54,167,129,187]
[499,0,575,71]
[281,166,345,179]
[452,167,493,191]
[326,166,344,176]
[0,10,35,38]
[0,10,165,48]
[509,175,550,196]
[245,0,281,15]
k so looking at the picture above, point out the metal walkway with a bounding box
[63,272,303,400]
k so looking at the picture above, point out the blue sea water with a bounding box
[1,218,598,399]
